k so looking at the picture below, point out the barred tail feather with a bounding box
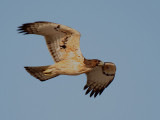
[24,65,58,81]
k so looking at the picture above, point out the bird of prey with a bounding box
[18,21,116,98]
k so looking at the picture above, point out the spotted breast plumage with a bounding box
[18,21,116,98]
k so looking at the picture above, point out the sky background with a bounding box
[1,0,160,120]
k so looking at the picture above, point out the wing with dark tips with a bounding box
[18,21,84,62]
[84,62,116,98]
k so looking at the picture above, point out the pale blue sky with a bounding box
[1,0,160,120]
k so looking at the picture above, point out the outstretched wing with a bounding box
[84,62,116,98]
[18,21,83,62]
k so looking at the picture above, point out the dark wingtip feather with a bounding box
[83,85,88,90]
[17,26,26,34]
[17,22,33,34]
[85,88,92,95]
[94,91,99,98]
[83,80,113,98]
[99,88,105,95]
[90,90,95,97]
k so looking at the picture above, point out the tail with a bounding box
[24,65,59,81]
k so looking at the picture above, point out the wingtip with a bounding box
[83,85,88,90]
[17,26,26,34]
[90,90,95,97]
[85,89,90,95]
[17,22,34,35]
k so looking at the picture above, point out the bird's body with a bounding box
[18,21,116,98]
[43,59,93,76]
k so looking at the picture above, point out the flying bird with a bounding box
[18,21,116,98]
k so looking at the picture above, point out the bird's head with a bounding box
[84,59,104,68]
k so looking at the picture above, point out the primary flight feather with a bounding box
[18,21,116,98]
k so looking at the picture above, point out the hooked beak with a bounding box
[98,61,104,66]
